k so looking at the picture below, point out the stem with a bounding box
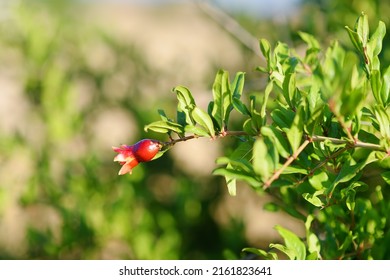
[161,130,248,147]
[311,135,385,151]
[161,130,386,152]
[264,139,311,189]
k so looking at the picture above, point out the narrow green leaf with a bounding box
[356,12,369,46]
[225,174,237,196]
[308,170,331,190]
[280,165,308,175]
[370,70,382,105]
[191,107,215,137]
[381,171,390,185]
[259,38,271,65]
[261,82,273,119]
[213,167,261,188]
[253,138,272,180]
[367,21,386,57]
[145,120,183,134]
[305,215,321,256]
[231,72,245,100]
[381,66,390,106]
[345,26,363,53]
[286,109,303,153]
[303,191,324,207]
[282,72,296,108]
[211,70,230,130]
[216,157,253,173]
[158,109,169,121]
[270,107,294,130]
[174,86,196,126]
[329,153,378,195]
[174,85,196,108]
[273,225,306,260]
[261,126,290,158]
[243,247,278,260]
[374,106,390,140]
[232,97,250,116]
[184,125,210,137]
[298,31,320,50]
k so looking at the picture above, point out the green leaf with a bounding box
[305,215,321,256]
[271,107,294,130]
[303,191,324,207]
[231,72,245,100]
[191,107,215,137]
[370,70,382,105]
[286,108,303,153]
[225,173,237,196]
[367,21,386,57]
[157,109,169,122]
[211,70,231,130]
[261,82,273,119]
[144,120,183,134]
[298,31,320,50]
[308,170,331,190]
[259,38,272,68]
[381,66,390,106]
[329,153,378,196]
[356,12,369,46]
[381,171,390,185]
[242,247,278,260]
[280,165,308,175]
[253,137,273,180]
[282,72,296,108]
[174,86,196,126]
[216,157,253,173]
[272,225,306,260]
[231,72,250,116]
[213,167,261,188]
[261,126,290,158]
[345,26,363,54]
[184,125,210,137]
[374,106,390,141]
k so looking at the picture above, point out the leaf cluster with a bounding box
[145,13,390,259]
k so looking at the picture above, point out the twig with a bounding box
[264,138,311,189]
[161,130,248,147]
[311,135,385,151]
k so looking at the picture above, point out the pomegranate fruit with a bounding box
[112,139,161,175]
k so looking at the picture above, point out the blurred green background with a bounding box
[0,0,389,259]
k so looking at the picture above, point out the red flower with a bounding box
[112,139,162,175]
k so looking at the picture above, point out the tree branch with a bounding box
[264,139,311,189]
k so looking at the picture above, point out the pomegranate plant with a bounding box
[115,14,390,259]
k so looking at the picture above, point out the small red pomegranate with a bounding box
[132,139,161,162]
[112,139,162,175]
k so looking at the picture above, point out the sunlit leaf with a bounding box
[243,247,278,260]
[145,120,183,134]
[272,225,306,260]
[191,107,215,137]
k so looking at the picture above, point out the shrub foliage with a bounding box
[145,13,390,259]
